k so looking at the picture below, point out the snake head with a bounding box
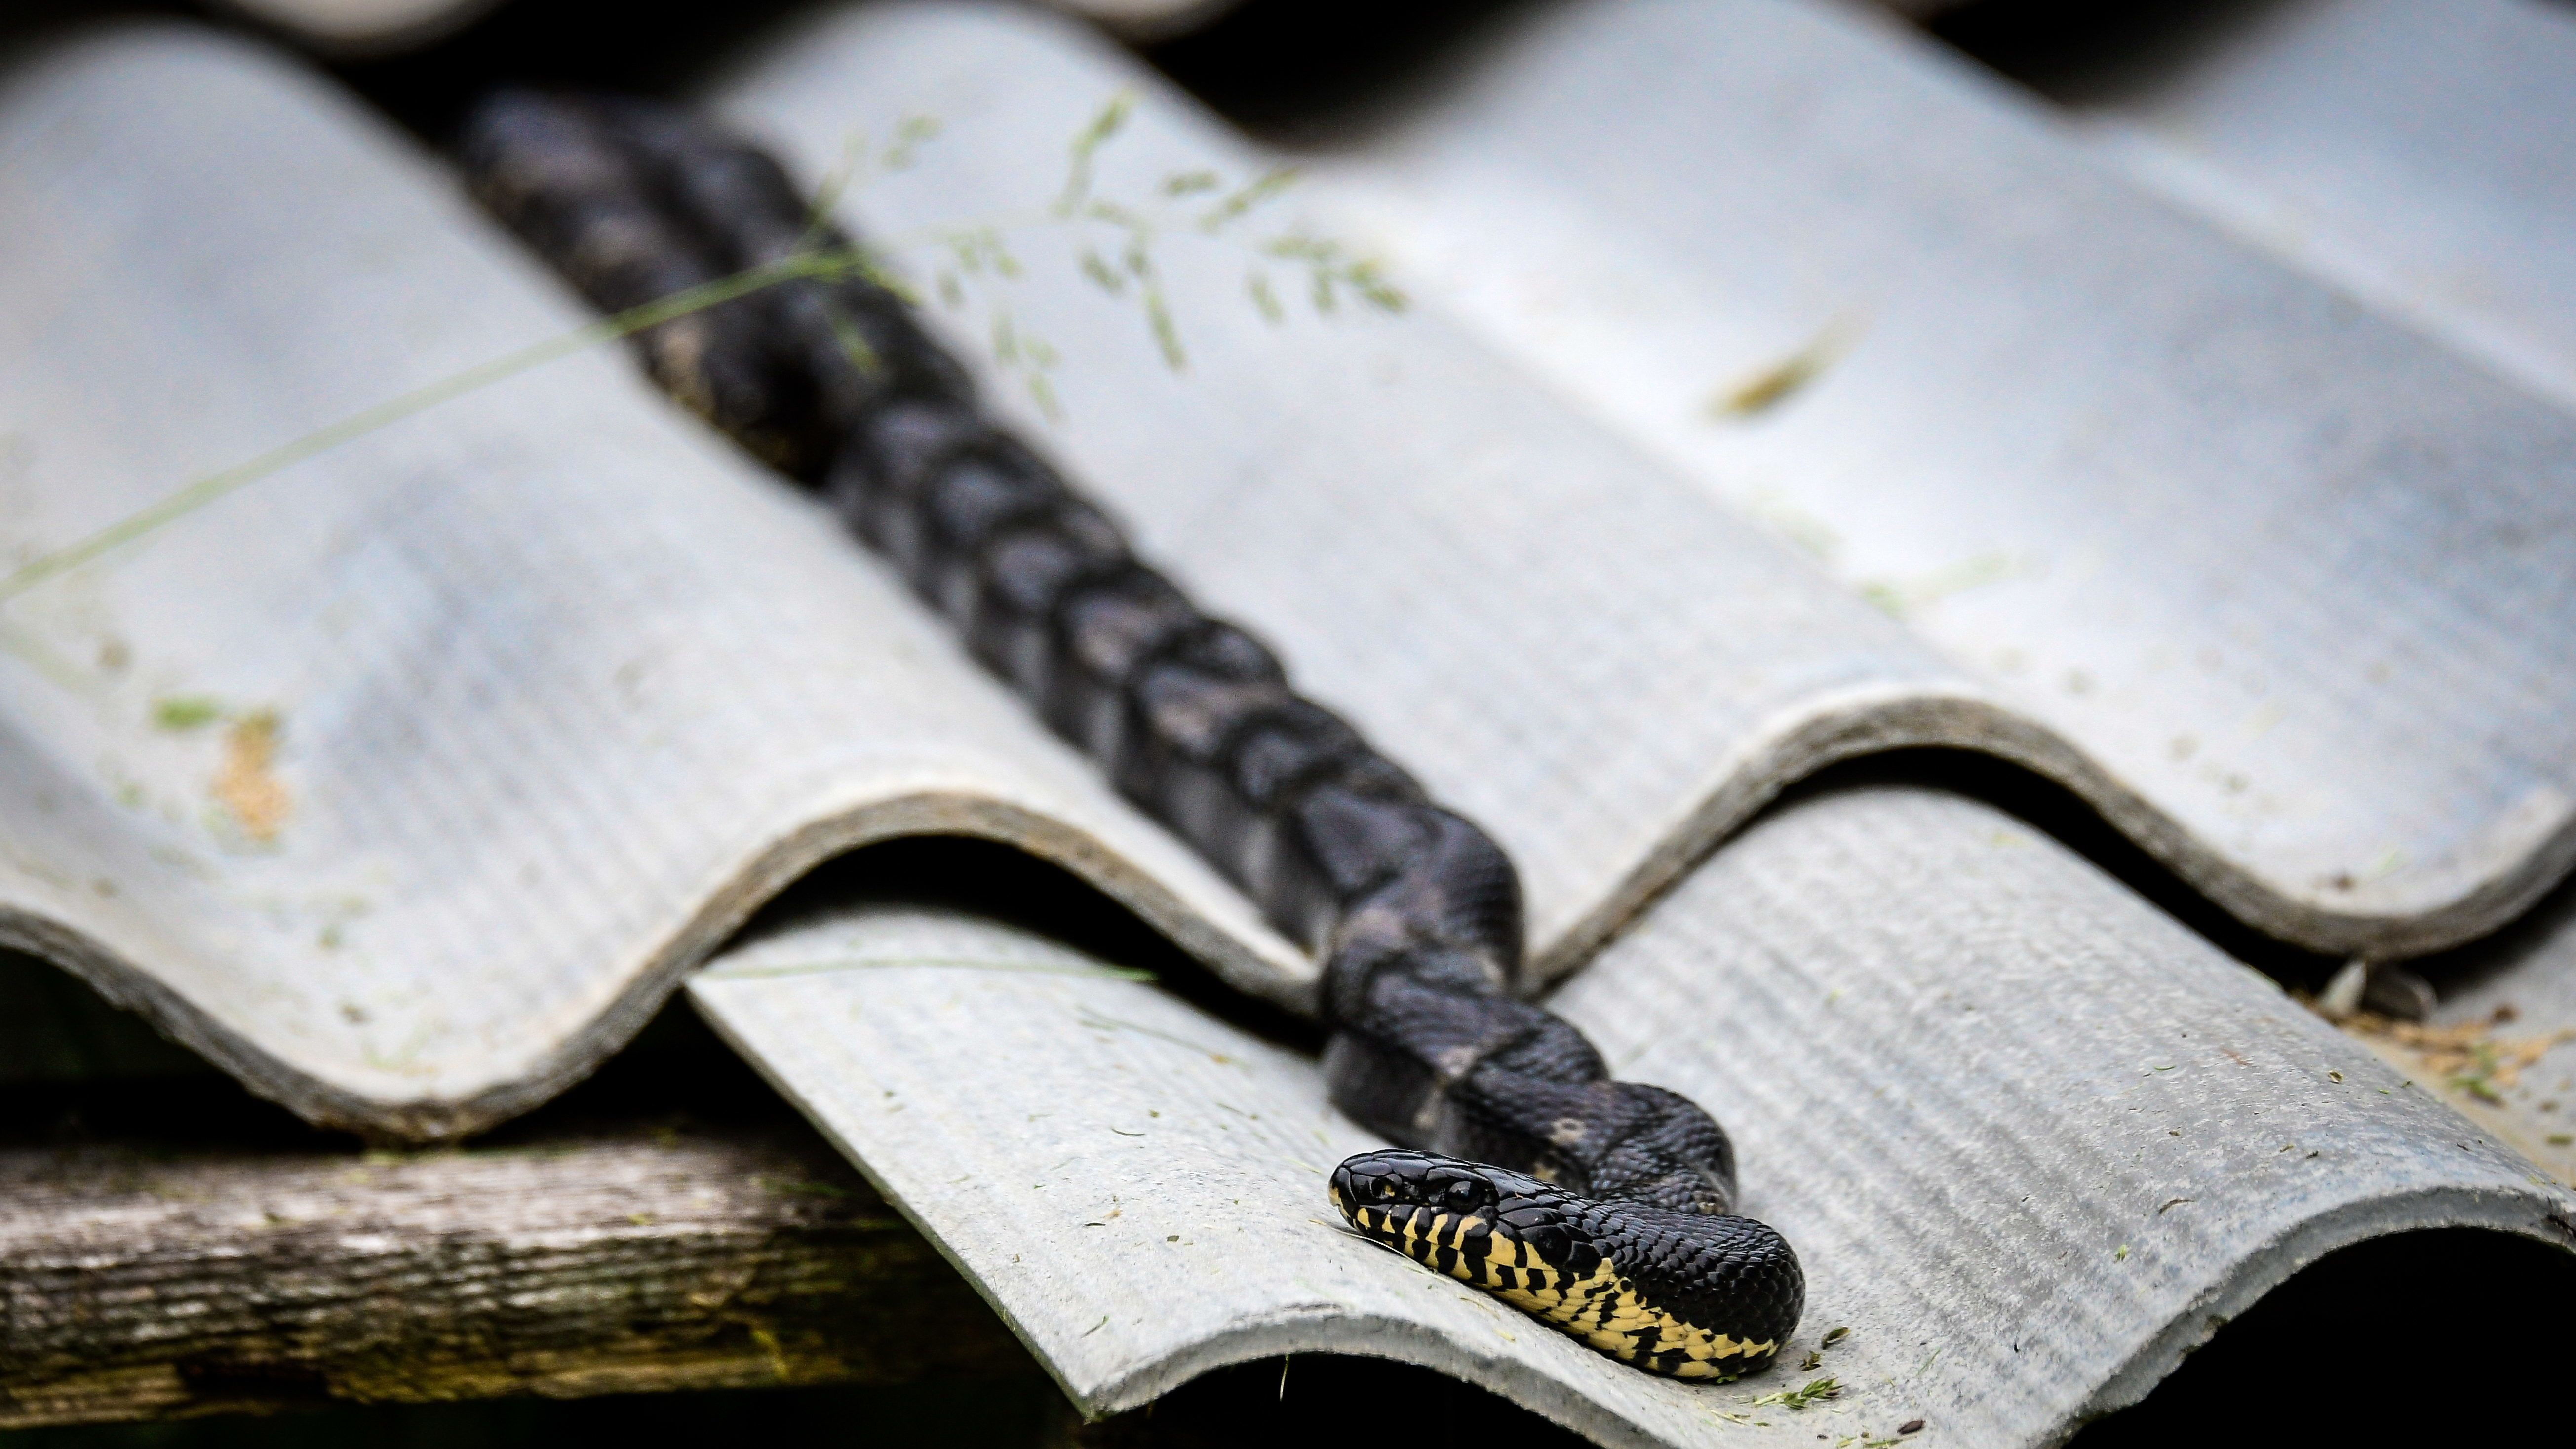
[1332,1148,1536,1220]
[1331,1149,1803,1380]
[1330,1149,1594,1276]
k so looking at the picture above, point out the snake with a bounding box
[459,90,1804,1379]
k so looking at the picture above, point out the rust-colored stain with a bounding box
[214,709,290,843]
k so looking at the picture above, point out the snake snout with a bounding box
[1330,1149,1427,1222]
[1332,1150,1524,1216]
[1331,1150,1555,1266]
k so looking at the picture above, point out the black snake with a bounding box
[459,91,1804,1379]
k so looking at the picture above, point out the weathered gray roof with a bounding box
[198,0,1236,54]
[697,785,2574,1449]
[1304,0,2576,957]
[2,1,2573,1444]
[0,25,1295,1135]
[721,0,2576,969]
[2000,0,2576,1250]
[202,0,503,55]
[2062,0,2576,414]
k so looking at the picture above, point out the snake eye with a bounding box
[1443,1179,1483,1212]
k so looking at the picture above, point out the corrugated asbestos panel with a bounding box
[0,0,2557,1192]
[1045,0,1245,41]
[1306,0,2576,957]
[11,0,2552,1131]
[0,25,1299,1136]
[713,0,2576,965]
[2063,0,2576,413]
[715,0,1987,987]
[694,785,2576,1449]
[199,0,1234,55]
[0,9,2569,1440]
[1298,0,2576,956]
[206,0,510,55]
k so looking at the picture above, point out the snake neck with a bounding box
[1318,909,1742,1217]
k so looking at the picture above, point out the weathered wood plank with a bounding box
[0,1127,1038,1428]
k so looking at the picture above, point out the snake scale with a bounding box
[460,91,1804,1379]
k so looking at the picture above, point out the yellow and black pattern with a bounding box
[1333,1151,1797,1378]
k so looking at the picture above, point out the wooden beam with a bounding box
[0,1127,1039,1428]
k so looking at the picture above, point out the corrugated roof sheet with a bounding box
[697,786,2573,1448]
[1282,0,2576,955]
[200,0,1238,54]
[2,0,2573,1442]
[719,0,2576,971]
[2063,0,2576,413]
[0,25,1296,1133]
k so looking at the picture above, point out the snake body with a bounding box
[460,92,1803,1377]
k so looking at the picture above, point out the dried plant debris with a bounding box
[2326,1005,2573,1105]
[151,695,223,730]
[1707,316,1860,419]
[1797,1324,1852,1370]
[1750,1376,1841,1410]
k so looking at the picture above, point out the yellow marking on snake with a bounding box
[1348,1202,1780,1380]
[1499,1257,1778,1378]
